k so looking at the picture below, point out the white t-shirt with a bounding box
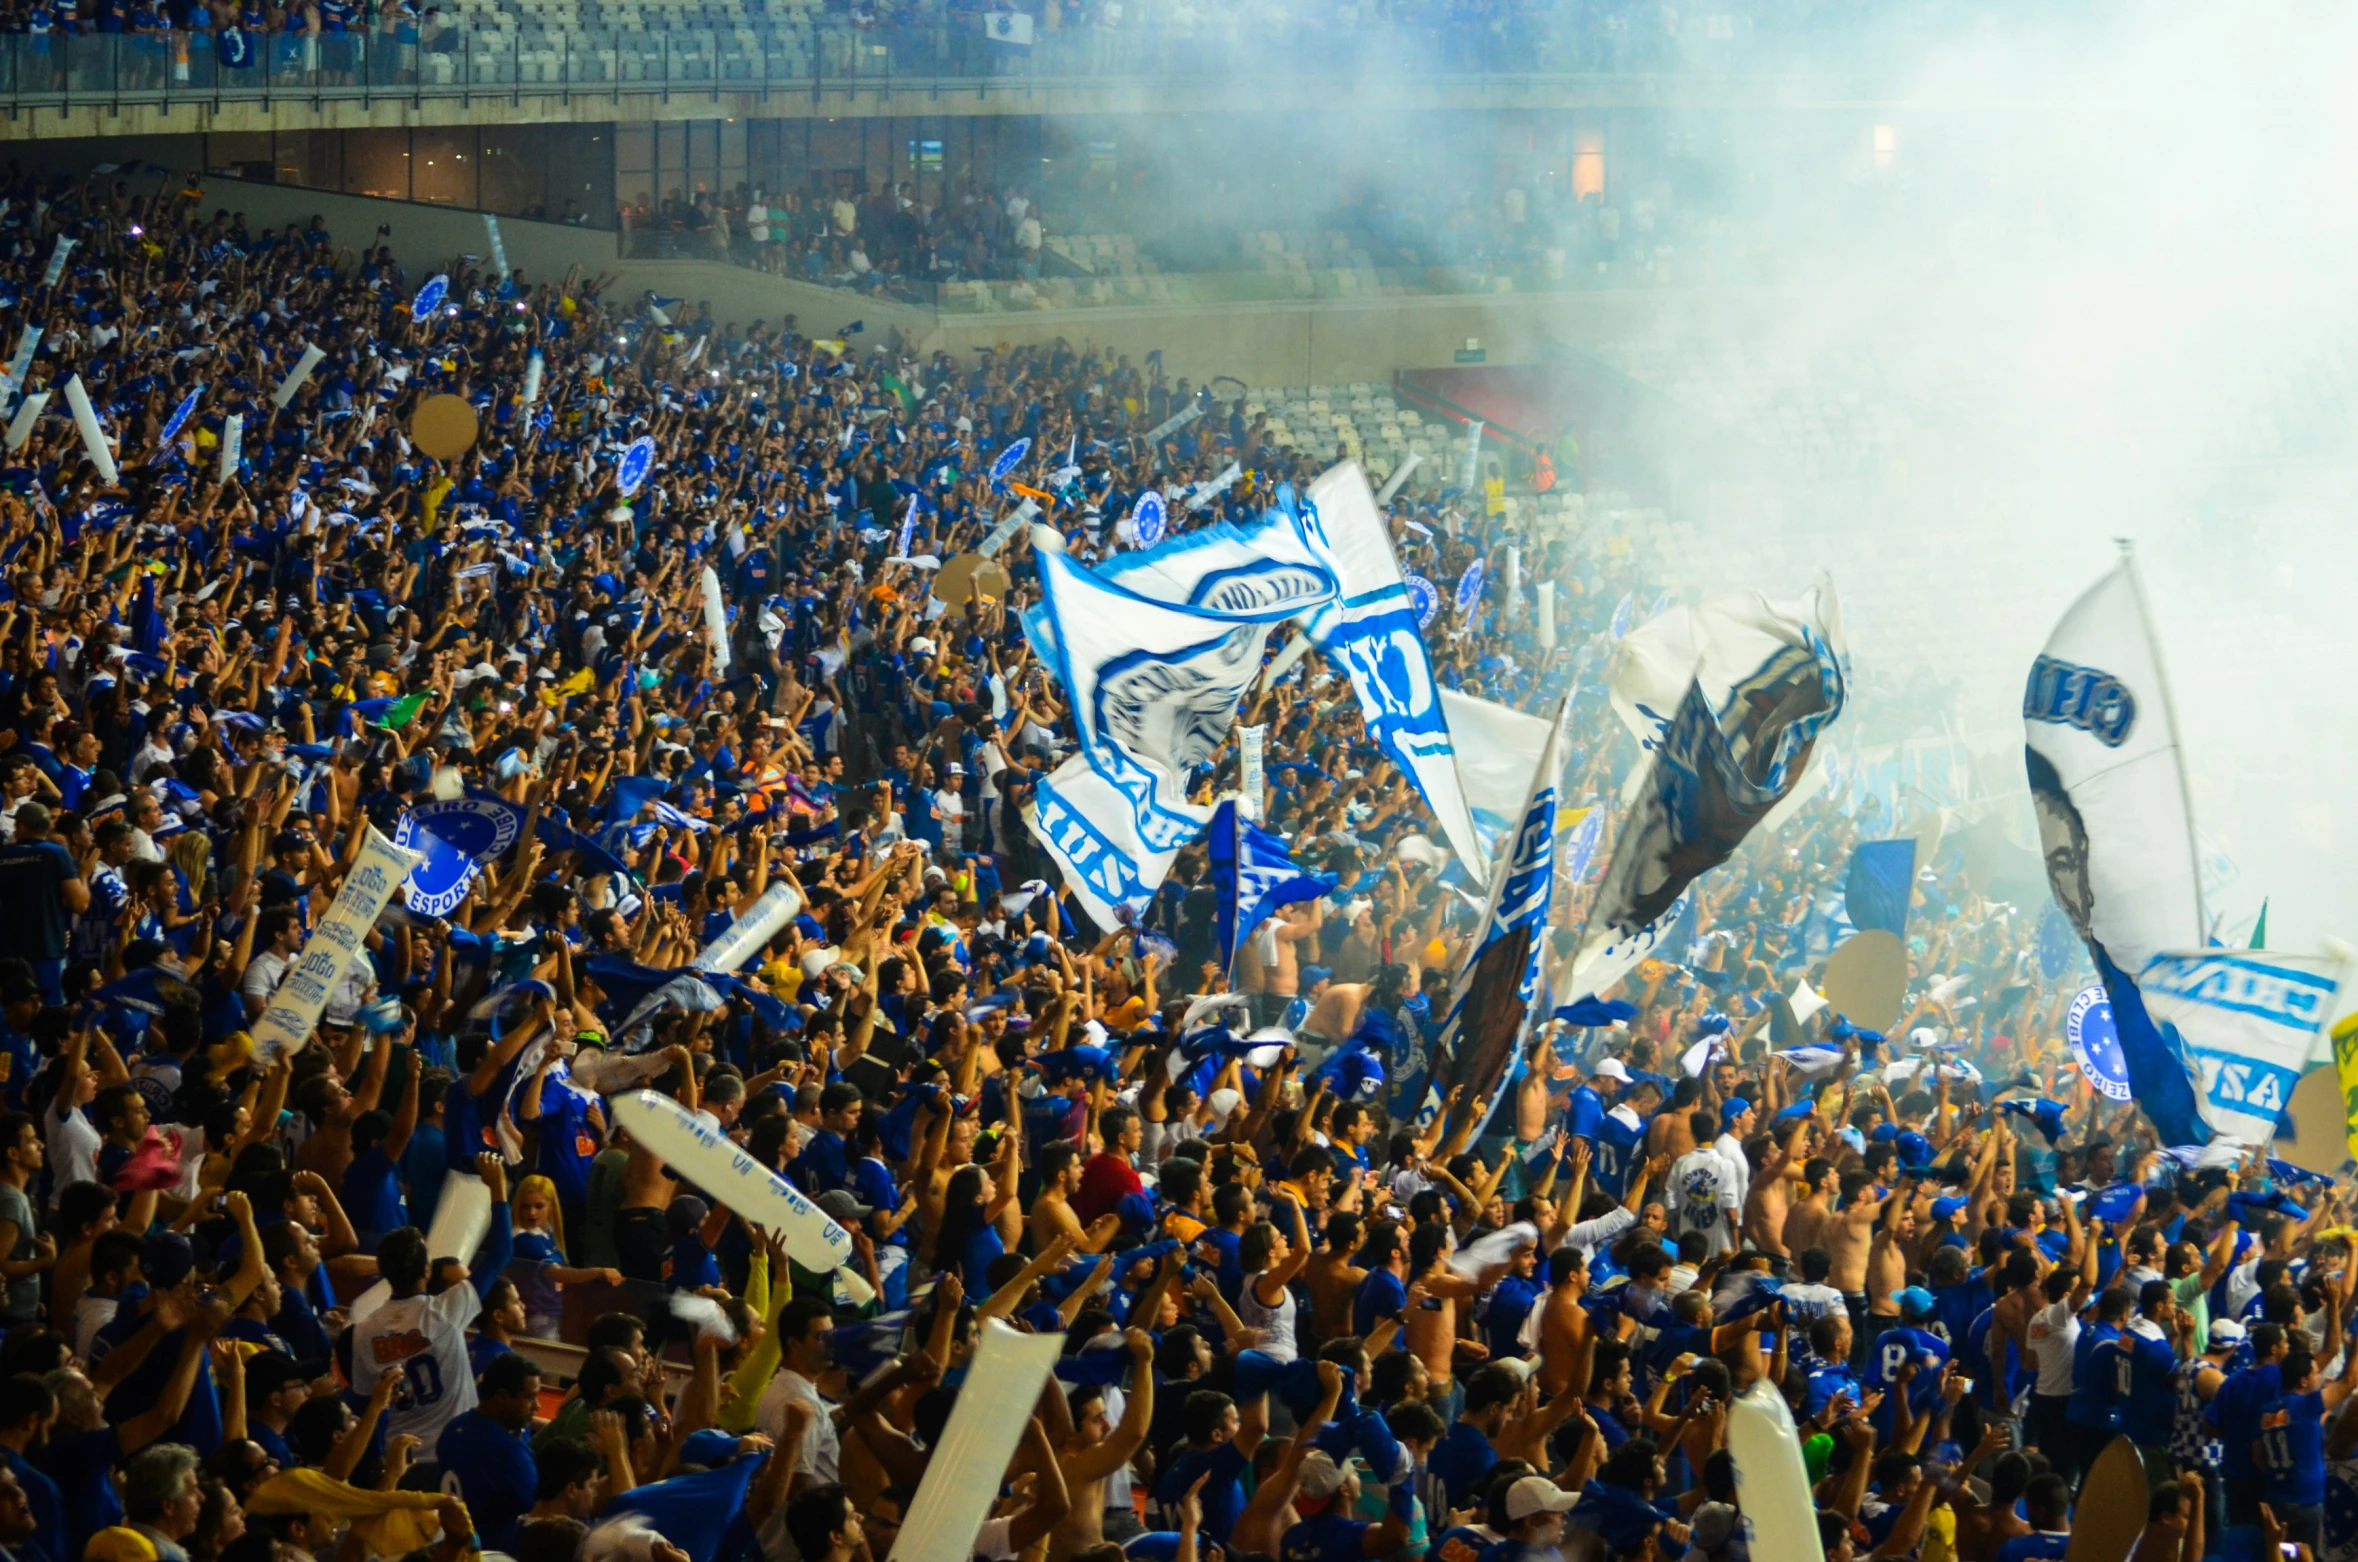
[1670,1148,1739,1254]
[755,1369,841,1482]
[44,1100,100,1202]
[349,1284,483,1447]
[2029,1297,2081,1396]
[71,1291,119,1360]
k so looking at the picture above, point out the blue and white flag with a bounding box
[395,795,527,917]
[1438,688,1556,874]
[1455,558,1485,614]
[991,436,1031,483]
[1296,463,1488,884]
[1414,692,1570,1136]
[1406,575,1439,629]
[1608,583,1843,757]
[617,435,657,497]
[1206,798,1337,973]
[2124,949,2346,1146]
[158,386,201,445]
[411,273,448,318]
[1564,589,1844,1006]
[2026,555,2212,1143]
[1563,806,1606,882]
[2067,984,2130,1101]
[1133,488,1167,546]
[1025,521,1335,928]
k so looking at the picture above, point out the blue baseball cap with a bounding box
[1721,1097,1754,1131]
[1891,1285,1936,1317]
[1930,1197,1968,1223]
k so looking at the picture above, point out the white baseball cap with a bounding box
[1504,1477,1579,1521]
[1593,1058,1632,1083]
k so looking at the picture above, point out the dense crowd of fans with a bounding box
[0,162,2338,1562]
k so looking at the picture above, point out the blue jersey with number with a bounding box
[1865,1325,1949,1439]
[2068,1322,2126,1430]
[2260,1389,2327,1505]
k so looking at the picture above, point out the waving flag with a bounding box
[2025,552,2211,1144]
[1439,689,1556,873]
[2127,950,2346,1147]
[396,795,526,917]
[1024,516,1335,928]
[1207,799,1337,973]
[594,1455,761,1562]
[1564,589,1844,1008]
[1296,463,1488,883]
[1410,693,1570,1134]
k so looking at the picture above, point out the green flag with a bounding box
[2250,900,2269,949]
[376,690,430,730]
[880,373,921,420]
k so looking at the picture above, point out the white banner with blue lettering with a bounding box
[1411,692,1570,1136]
[2133,949,2348,1146]
[2025,557,2211,1144]
[1298,462,1488,883]
[1024,523,1336,928]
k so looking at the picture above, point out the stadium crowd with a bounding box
[0,161,2340,1562]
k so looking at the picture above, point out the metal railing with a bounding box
[0,15,1922,107]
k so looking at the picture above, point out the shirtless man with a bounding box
[1862,1178,1919,1338]
[1825,1169,1897,1365]
[1742,1118,1814,1258]
[1645,1080,1703,1164]
[614,1042,697,1282]
[1031,1143,1123,1255]
[1304,1213,1367,1344]
[1298,962,1412,1053]
[1244,900,1322,1031]
[1406,1222,1525,1397]
[1538,1247,1595,1399]
[1781,1156,1839,1258]
[1047,1329,1155,1562]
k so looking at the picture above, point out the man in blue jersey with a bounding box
[2258,1333,2358,1551]
[2211,1320,2290,1525]
[2067,1286,2134,1476]
[1865,1287,1950,1440]
[2123,1280,2186,1481]
[1279,1449,1413,1562]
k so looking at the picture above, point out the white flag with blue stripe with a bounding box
[2124,949,2346,1147]
[1297,462,1488,883]
[1405,691,1570,1135]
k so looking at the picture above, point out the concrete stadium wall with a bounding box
[154,176,1827,387]
[191,175,934,337]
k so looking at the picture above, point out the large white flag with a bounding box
[1408,693,1569,1135]
[2025,554,2211,1143]
[1298,463,1488,879]
[1023,523,1334,928]
[2132,950,2347,1146]
[1565,598,1845,1005]
[1440,688,1557,871]
[1607,582,1848,758]
[2024,559,2205,976]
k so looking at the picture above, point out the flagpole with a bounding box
[2115,539,2209,941]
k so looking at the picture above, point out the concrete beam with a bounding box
[0,68,1901,140]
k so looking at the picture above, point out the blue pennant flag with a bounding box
[1133,489,1167,546]
[1206,799,1337,973]
[1844,838,1916,938]
[606,774,670,828]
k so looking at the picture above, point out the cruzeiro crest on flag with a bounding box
[618,435,657,497]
